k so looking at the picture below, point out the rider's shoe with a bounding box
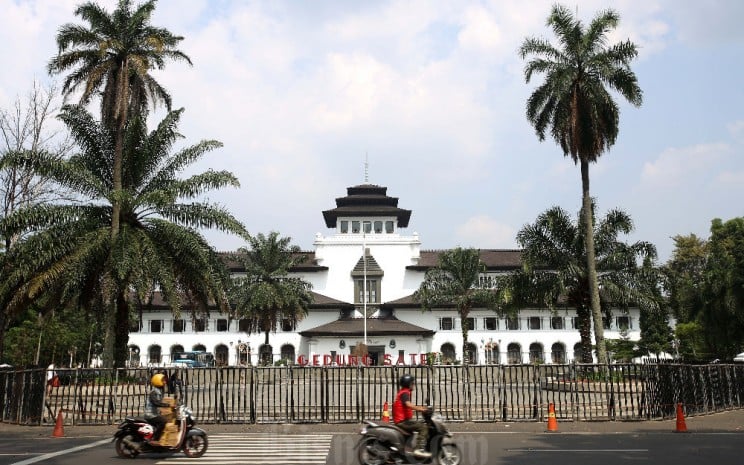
[413,449,432,459]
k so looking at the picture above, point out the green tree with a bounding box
[414,247,502,364]
[519,4,643,364]
[48,0,191,242]
[701,218,744,357]
[0,106,244,367]
[513,206,659,363]
[229,232,313,366]
[662,234,708,322]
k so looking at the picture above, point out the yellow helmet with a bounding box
[151,373,166,387]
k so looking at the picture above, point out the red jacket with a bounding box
[392,387,413,423]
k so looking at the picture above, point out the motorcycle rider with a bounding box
[392,374,432,459]
[144,373,172,443]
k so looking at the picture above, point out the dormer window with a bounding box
[385,221,394,233]
[374,221,383,233]
[340,221,349,233]
[352,221,360,233]
[363,221,372,233]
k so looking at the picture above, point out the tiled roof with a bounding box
[299,317,434,337]
[408,249,523,271]
[218,251,328,272]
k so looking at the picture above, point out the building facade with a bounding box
[126,183,641,367]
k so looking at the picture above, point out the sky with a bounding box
[1,0,743,262]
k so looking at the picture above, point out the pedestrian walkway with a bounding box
[154,433,334,465]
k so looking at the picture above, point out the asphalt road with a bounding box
[1,409,743,465]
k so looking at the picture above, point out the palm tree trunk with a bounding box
[460,307,470,365]
[114,291,130,368]
[581,159,608,365]
[576,304,593,363]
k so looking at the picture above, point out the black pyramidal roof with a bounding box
[322,184,412,228]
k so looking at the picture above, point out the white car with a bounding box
[733,352,744,363]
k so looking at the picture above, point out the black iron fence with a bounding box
[2,363,743,426]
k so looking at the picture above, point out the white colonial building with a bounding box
[127,183,640,367]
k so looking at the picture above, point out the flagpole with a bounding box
[363,233,367,347]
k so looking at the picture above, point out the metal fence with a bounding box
[2,363,743,426]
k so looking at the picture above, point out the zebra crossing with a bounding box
[155,433,334,464]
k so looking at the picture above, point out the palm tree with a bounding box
[519,5,643,363]
[512,205,658,362]
[229,232,313,366]
[414,247,502,364]
[48,0,192,241]
[0,105,244,367]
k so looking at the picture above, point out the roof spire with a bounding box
[364,152,369,183]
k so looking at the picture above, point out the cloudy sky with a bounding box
[2,0,743,262]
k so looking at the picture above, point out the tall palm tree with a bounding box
[48,0,192,241]
[512,205,658,362]
[519,5,643,363]
[414,247,502,364]
[229,232,313,366]
[0,105,244,367]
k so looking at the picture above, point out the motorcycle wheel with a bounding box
[182,433,208,458]
[437,443,461,465]
[357,437,389,465]
[114,435,140,459]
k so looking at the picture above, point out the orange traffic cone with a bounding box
[546,403,558,432]
[675,403,688,432]
[52,410,65,437]
[382,401,390,423]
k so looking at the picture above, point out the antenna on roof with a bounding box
[364,153,369,183]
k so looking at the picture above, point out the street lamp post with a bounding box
[34,312,43,366]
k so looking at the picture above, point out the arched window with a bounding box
[507,343,522,364]
[529,343,544,364]
[148,345,162,365]
[551,343,566,364]
[280,344,295,364]
[464,342,478,364]
[259,344,273,366]
[193,344,206,352]
[215,344,228,367]
[170,345,184,365]
[440,343,456,364]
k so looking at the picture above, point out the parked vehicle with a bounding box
[733,353,744,363]
[113,403,208,458]
[170,351,215,368]
[357,405,461,465]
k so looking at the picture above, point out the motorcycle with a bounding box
[357,405,461,465]
[113,403,208,459]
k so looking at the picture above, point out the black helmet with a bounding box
[399,374,414,388]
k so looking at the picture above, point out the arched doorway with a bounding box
[529,343,544,364]
[485,343,500,364]
[259,344,273,366]
[551,343,566,364]
[148,345,162,365]
[464,342,478,364]
[128,345,141,368]
[215,344,228,366]
[193,344,206,352]
[170,345,184,365]
[440,343,456,364]
[573,343,589,362]
[507,343,522,364]
[280,344,295,364]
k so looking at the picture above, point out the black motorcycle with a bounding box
[357,406,461,465]
[113,403,208,459]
